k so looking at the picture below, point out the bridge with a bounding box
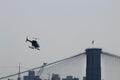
[0,48,120,80]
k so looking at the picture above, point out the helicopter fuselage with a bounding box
[26,38,40,50]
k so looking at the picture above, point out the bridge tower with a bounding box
[86,48,101,80]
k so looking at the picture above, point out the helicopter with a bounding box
[26,36,40,50]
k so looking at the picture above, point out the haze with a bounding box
[0,0,120,77]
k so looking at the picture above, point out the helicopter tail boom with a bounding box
[26,36,32,42]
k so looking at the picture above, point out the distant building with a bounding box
[51,74,60,80]
[24,70,41,80]
[83,76,86,80]
[62,76,79,80]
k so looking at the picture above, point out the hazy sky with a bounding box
[0,0,120,77]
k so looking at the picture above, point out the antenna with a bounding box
[17,64,21,80]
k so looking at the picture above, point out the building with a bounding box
[51,74,60,80]
[86,48,101,80]
[62,76,79,80]
[83,76,86,80]
[24,70,41,80]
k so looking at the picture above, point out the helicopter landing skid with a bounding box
[29,46,40,50]
[29,46,35,49]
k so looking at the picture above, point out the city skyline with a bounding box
[1,48,120,80]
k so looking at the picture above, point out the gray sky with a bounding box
[0,0,120,77]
